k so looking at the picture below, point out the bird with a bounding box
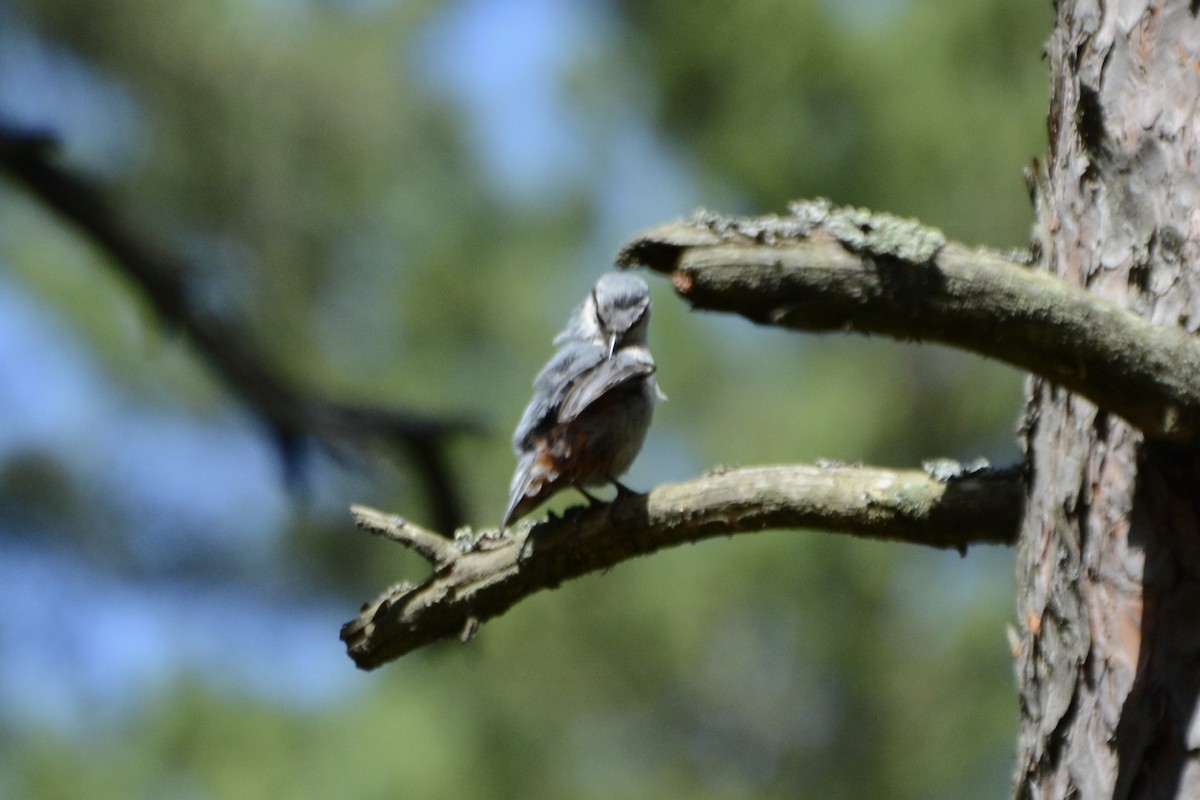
[502,274,662,529]
[553,272,652,355]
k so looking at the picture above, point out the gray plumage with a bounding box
[553,272,652,355]
[503,273,662,529]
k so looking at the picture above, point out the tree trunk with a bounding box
[1016,2,1200,797]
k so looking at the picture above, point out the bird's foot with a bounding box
[609,477,644,498]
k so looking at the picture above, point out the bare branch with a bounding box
[0,123,474,530]
[349,504,461,566]
[341,460,1022,670]
[617,200,1200,442]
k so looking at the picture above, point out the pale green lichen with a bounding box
[922,457,993,481]
[455,524,504,549]
[888,481,936,516]
[688,208,812,245]
[788,198,947,262]
[689,198,947,263]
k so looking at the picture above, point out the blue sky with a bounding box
[0,0,704,729]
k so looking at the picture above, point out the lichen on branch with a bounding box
[618,200,1200,442]
[341,461,1021,670]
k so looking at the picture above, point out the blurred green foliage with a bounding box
[1,0,1050,796]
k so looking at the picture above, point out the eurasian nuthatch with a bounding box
[502,274,662,528]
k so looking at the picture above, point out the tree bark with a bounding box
[1014,2,1200,798]
[618,206,1200,442]
[341,462,1022,669]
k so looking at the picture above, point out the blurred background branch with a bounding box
[343,461,1023,669]
[0,122,475,531]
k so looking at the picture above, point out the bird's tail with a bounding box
[501,451,555,529]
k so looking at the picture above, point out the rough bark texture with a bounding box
[1015,2,1200,798]
[618,205,1200,442]
[342,462,1022,669]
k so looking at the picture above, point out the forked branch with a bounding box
[341,461,1022,669]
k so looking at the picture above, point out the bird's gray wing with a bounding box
[511,343,608,453]
[531,342,606,392]
[556,347,656,423]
